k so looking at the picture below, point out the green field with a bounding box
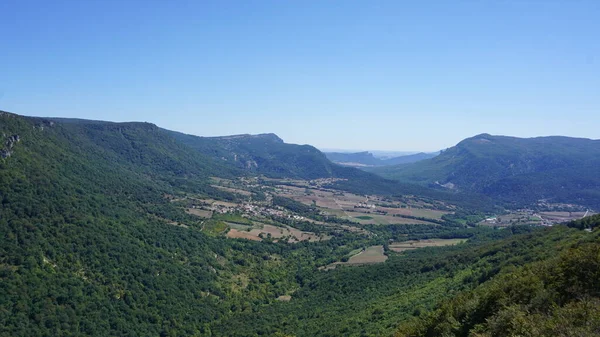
[389,238,466,252]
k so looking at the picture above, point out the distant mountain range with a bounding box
[324,151,438,167]
[369,133,600,209]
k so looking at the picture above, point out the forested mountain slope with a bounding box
[165,130,338,179]
[46,117,240,181]
[371,133,600,208]
[0,111,330,336]
[214,224,599,336]
[395,214,600,337]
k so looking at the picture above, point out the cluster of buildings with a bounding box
[196,201,308,222]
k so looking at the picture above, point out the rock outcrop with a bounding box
[1,134,20,158]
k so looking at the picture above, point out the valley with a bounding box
[370,133,600,211]
[170,176,455,247]
[1,111,599,337]
[3,3,599,336]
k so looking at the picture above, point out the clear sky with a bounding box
[1,1,599,151]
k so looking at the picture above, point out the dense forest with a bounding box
[395,215,600,337]
[1,111,599,336]
[213,225,598,336]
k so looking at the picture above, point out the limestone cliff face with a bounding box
[1,134,20,158]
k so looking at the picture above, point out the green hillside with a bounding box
[395,215,600,337]
[371,134,600,209]
[0,112,345,336]
[2,111,598,336]
[166,130,337,179]
[214,225,598,336]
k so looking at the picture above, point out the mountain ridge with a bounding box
[2,110,457,202]
[370,133,600,209]
[164,128,338,179]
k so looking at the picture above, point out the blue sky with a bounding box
[1,1,599,151]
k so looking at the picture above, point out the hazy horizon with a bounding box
[2,1,599,151]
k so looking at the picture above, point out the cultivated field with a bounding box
[348,245,388,264]
[185,208,213,218]
[345,211,437,225]
[180,177,455,245]
[227,229,263,241]
[480,210,595,227]
[273,183,448,226]
[322,245,388,270]
[226,223,325,243]
[210,184,252,196]
[538,211,593,223]
[389,239,466,252]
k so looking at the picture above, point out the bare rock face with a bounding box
[34,120,55,131]
[1,134,20,158]
[245,160,258,169]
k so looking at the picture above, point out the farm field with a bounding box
[345,211,438,225]
[225,222,253,230]
[272,182,450,225]
[226,223,325,243]
[538,211,593,223]
[210,184,252,196]
[389,239,467,252]
[401,208,449,219]
[227,229,263,241]
[322,245,388,270]
[185,208,213,218]
[348,245,387,264]
[480,210,595,227]
[177,177,459,247]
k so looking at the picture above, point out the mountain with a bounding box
[163,129,495,210]
[7,113,462,205]
[45,117,240,180]
[0,111,249,336]
[325,151,382,167]
[370,133,600,209]
[325,151,438,167]
[165,130,342,179]
[41,118,374,183]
